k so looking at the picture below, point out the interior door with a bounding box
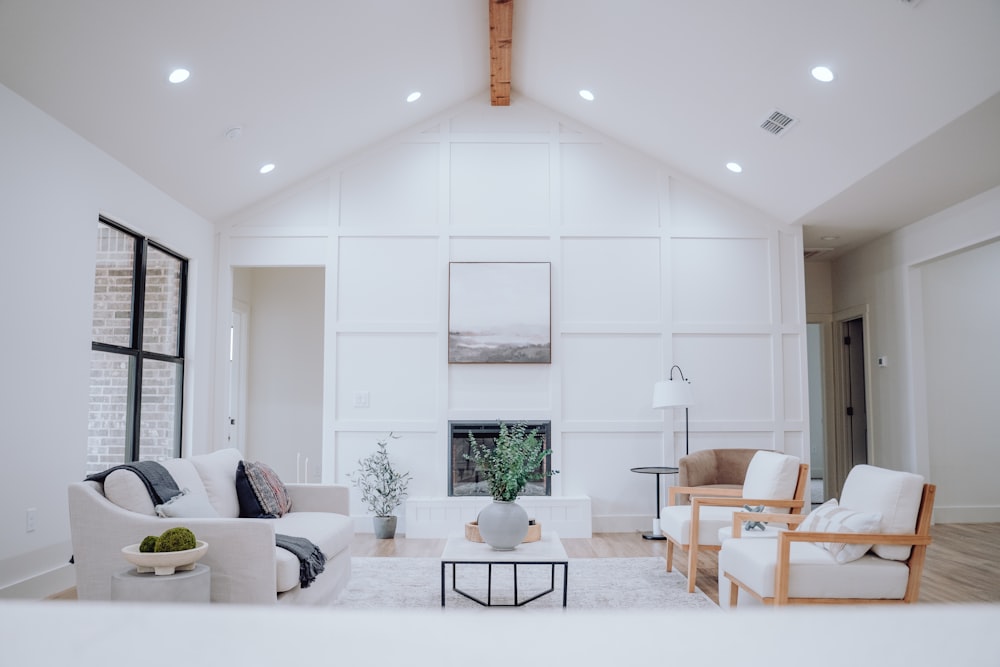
[843,317,869,470]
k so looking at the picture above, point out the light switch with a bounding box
[353,391,370,408]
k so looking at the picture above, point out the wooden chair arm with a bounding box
[694,496,805,509]
[667,485,744,506]
[779,531,933,547]
[730,511,807,538]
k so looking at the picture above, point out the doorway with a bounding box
[827,310,870,497]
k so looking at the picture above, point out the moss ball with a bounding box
[154,527,197,552]
[139,535,159,552]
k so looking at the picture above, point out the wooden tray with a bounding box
[465,520,541,543]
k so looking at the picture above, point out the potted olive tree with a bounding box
[466,421,557,550]
[350,433,412,539]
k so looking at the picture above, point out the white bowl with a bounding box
[121,540,208,576]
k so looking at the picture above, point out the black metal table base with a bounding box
[441,561,568,607]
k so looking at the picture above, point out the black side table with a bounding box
[631,466,679,540]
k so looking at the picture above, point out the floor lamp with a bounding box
[649,365,694,537]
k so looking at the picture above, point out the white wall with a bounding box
[832,185,1000,522]
[220,96,809,533]
[0,84,218,597]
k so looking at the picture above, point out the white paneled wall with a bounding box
[219,96,809,535]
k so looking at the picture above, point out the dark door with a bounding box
[843,318,868,469]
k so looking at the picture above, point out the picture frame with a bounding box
[448,262,551,364]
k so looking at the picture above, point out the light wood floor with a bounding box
[352,523,1000,606]
[50,523,999,605]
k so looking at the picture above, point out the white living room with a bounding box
[1,2,999,664]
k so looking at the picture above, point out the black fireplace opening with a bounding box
[448,421,552,497]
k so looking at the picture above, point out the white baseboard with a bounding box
[933,505,1000,523]
[0,563,75,600]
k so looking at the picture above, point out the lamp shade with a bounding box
[652,379,694,409]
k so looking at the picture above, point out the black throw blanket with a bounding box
[85,461,182,506]
[276,534,326,589]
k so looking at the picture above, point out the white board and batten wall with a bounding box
[219,96,809,536]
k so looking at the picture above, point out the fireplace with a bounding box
[448,421,552,497]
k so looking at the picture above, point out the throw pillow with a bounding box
[235,460,292,519]
[797,498,882,564]
[742,505,766,531]
[155,488,219,518]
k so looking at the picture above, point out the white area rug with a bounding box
[330,557,718,611]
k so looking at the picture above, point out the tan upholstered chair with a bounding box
[719,464,935,606]
[661,450,809,593]
[676,448,761,505]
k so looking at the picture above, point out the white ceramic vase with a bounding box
[476,500,529,550]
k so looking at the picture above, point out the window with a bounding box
[87,218,187,474]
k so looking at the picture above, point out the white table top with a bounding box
[441,531,568,563]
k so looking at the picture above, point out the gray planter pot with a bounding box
[373,516,398,539]
[477,500,529,550]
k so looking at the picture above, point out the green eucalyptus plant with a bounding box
[350,433,412,517]
[465,421,558,503]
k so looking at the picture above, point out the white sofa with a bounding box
[68,448,353,605]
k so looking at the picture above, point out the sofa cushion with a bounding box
[103,458,205,515]
[270,512,354,593]
[840,465,924,561]
[190,449,243,518]
[797,498,882,564]
[236,460,292,518]
[155,488,220,518]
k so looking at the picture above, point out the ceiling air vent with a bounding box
[803,248,833,260]
[760,109,798,137]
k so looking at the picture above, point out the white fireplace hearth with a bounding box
[403,496,592,538]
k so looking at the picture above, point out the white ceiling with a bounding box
[2,0,999,260]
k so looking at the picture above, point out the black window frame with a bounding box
[91,216,188,463]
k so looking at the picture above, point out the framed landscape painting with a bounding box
[448,262,551,363]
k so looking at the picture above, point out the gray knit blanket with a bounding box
[85,460,182,505]
[276,534,326,588]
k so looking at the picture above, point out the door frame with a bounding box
[830,304,873,497]
[228,299,250,454]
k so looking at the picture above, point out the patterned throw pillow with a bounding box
[797,498,882,564]
[742,505,767,531]
[235,460,292,518]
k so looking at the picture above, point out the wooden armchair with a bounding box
[660,451,809,593]
[719,465,935,606]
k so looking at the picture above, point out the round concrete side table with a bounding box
[111,563,210,603]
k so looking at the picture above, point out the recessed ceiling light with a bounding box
[259,163,275,174]
[579,89,595,101]
[168,68,190,84]
[811,66,835,82]
[726,162,743,173]
[406,91,421,103]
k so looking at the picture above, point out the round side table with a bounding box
[111,563,210,603]
[630,466,679,540]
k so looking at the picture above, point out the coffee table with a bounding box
[440,531,568,607]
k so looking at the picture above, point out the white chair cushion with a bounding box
[190,448,243,518]
[269,512,354,593]
[840,465,924,561]
[741,451,801,513]
[719,537,910,601]
[798,499,881,563]
[660,505,740,547]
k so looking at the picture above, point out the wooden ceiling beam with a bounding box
[489,0,513,106]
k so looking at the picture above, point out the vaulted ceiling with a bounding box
[2,1,998,260]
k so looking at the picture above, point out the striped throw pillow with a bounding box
[798,499,881,564]
[236,460,292,518]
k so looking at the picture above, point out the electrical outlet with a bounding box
[26,508,36,533]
